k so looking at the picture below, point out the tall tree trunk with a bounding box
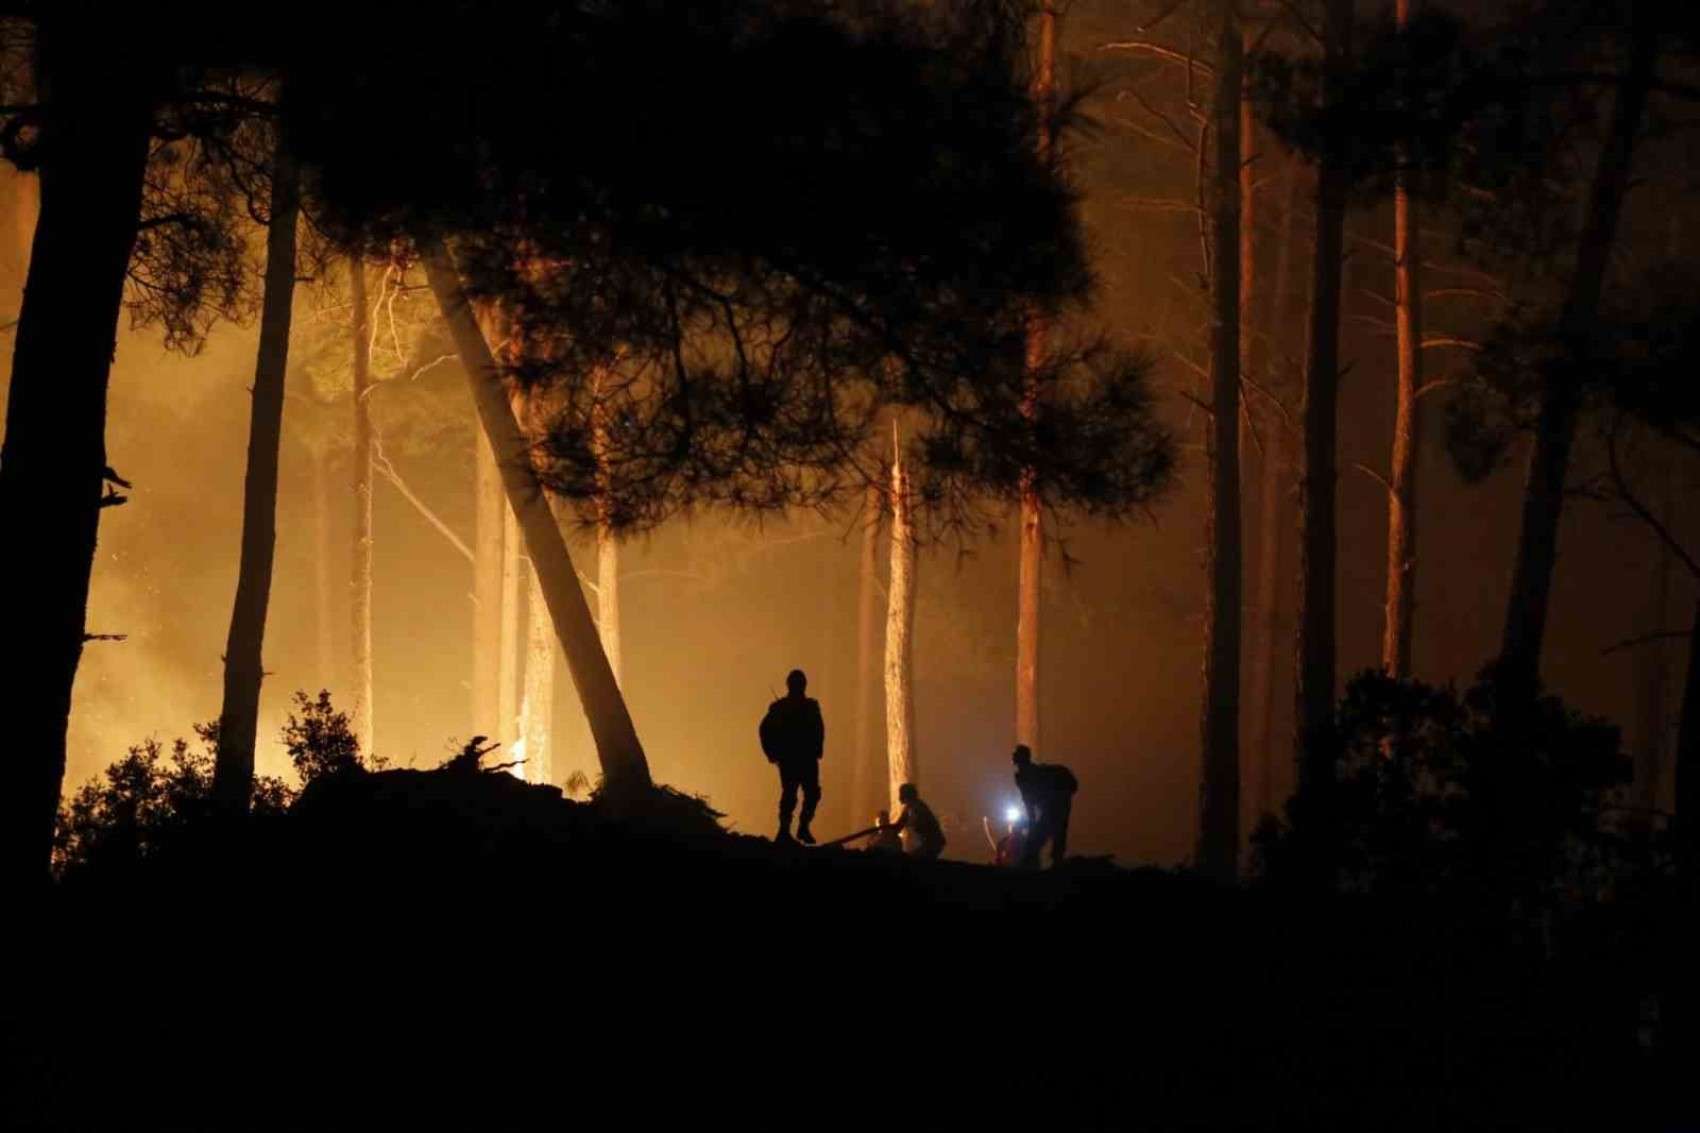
[1382,0,1424,680]
[312,454,334,687]
[421,238,652,794]
[1497,10,1657,693]
[1196,0,1244,881]
[1248,163,1301,821]
[497,502,521,751]
[211,141,301,813]
[472,422,505,738]
[349,259,375,753]
[1676,601,1700,843]
[597,532,621,685]
[1295,0,1355,800]
[852,484,883,823]
[592,368,622,685]
[1015,0,1057,753]
[0,44,156,882]
[519,562,555,785]
[1632,464,1676,826]
[885,448,918,813]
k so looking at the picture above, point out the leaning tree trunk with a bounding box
[211,141,301,813]
[885,448,919,813]
[349,259,375,754]
[0,48,156,882]
[1294,0,1354,801]
[421,237,652,794]
[1381,0,1424,680]
[852,483,883,823]
[1015,0,1057,755]
[1498,10,1657,695]
[1196,0,1244,882]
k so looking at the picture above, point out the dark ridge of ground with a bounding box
[2,768,1682,1131]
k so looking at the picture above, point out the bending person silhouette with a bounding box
[760,669,825,843]
[889,783,946,861]
[1012,744,1077,868]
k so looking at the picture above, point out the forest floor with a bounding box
[1,767,1682,1130]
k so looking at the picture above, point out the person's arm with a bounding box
[809,702,825,759]
[889,807,909,833]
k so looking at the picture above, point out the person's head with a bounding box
[786,669,807,696]
[1012,744,1032,768]
[898,783,917,804]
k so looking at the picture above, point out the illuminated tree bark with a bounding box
[852,483,883,824]
[1498,11,1656,695]
[0,47,156,880]
[592,368,622,685]
[422,237,652,794]
[349,258,375,754]
[497,500,521,751]
[472,420,505,739]
[885,449,918,813]
[1196,0,1243,882]
[1015,0,1056,753]
[212,141,300,813]
[1294,0,1354,801]
[312,455,334,687]
[520,562,555,784]
[1381,0,1423,681]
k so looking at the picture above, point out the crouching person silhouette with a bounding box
[1012,744,1077,869]
[760,669,824,844]
[889,783,946,861]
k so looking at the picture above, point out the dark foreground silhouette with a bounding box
[1,763,1684,1131]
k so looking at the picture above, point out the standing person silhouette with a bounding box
[760,669,825,844]
[1012,744,1077,868]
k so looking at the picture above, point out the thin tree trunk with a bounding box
[1382,0,1424,680]
[592,368,622,685]
[0,47,155,881]
[350,259,375,754]
[1295,0,1354,801]
[1498,10,1657,693]
[1632,464,1676,826]
[421,237,652,794]
[520,562,555,785]
[473,419,504,738]
[498,501,521,751]
[597,531,621,686]
[885,448,918,813]
[1015,1,1057,753]
[852,484,883,824]
[313,454,334,687]
[1248,162,1300,821]
[212,141,300,813]
[1197,0,1244,881]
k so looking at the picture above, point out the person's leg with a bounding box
[1051,797,1072,866]
[796,759,821,843]
[1020,817,1049,869]
[778,763,799,840]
